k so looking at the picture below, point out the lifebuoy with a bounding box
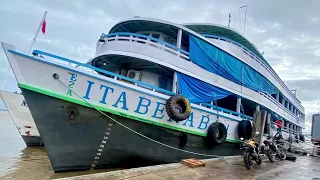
[166,95,191,121]
[237,120,253,140]
[207,122,227,144]
[299,134,305,142]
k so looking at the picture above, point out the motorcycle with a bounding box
[263,131,287,162]
[240,132,262,170]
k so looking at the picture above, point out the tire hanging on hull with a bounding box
[207,122,227,145]
[166,95,192,121]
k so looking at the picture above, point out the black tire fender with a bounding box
[207,122,227,145]
[237,120,253,140]
[166,95,192,121]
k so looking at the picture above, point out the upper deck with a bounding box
[92,17,305,126]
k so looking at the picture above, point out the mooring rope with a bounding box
[54,76,223,162]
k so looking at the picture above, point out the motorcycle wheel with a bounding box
[256,155,262,165]
[267,149,276,163]
[277,149,287,160]
[244,151,253,170]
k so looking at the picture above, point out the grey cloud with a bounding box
[285,79,320,102]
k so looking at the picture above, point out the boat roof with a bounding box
[183,23,268,66]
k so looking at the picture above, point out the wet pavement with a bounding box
[60,155,320,180]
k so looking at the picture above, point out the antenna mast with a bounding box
[228,13,231,27]
[239,5,247,35]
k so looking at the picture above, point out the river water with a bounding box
[0,110,116,180]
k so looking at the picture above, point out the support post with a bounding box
[177,29,182,49]
[266,113,271,136]
[281,119,285,131]
[172,71,177,93]
[252,110,267,148]
[236,97,241,114]
[282,99,285,106]
[276,93,280,102]
[256,105,260,111]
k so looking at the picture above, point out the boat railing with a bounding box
[201,34,303,111]
[259,92,301,123]
[99,32,190,60]
[100,32,303,114]
[278,124,301,135]
[200,102,253,120]
[30,49,253,122]
[31,50,175,96]
[96,32,302,123]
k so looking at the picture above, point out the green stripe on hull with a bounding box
[18,83,241,144]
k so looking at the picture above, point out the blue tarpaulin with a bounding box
[189,35,279,94]
[177,72,232,103]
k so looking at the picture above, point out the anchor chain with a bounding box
[90,121,114,170]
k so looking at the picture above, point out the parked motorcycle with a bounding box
[240,132,262,170]
[263,131,287,162]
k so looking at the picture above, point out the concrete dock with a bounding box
[57,155,320,180]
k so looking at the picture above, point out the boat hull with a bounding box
[0,90,42,146]
[22,135,42,146]
[21,88,241,172]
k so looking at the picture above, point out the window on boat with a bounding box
[141,33,150,36]
[164,35,175,45]
[151,33,160,42]
[158,77,169,90]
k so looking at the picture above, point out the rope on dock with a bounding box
[55,78,223,170]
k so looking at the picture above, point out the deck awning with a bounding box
[183,24,269,66]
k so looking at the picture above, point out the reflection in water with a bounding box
[0,111,118,180]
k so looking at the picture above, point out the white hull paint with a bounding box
[2,43,246,143]
[0,90,41,144]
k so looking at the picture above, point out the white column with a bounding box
[276,93,280,102]
[236,97,241,114]
[256,104,260,111]
[172,71,177,93]
[289,123,292,134]
[177,29,182,49]
[282,99,285,106]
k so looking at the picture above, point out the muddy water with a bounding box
[0,110,118,180]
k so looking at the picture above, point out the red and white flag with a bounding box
[28,11,47,55]
[41,19,46,34]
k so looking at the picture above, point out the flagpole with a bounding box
[28,11,47,55]
[1,68,10,90]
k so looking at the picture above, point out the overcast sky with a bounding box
[0,0,319,132]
